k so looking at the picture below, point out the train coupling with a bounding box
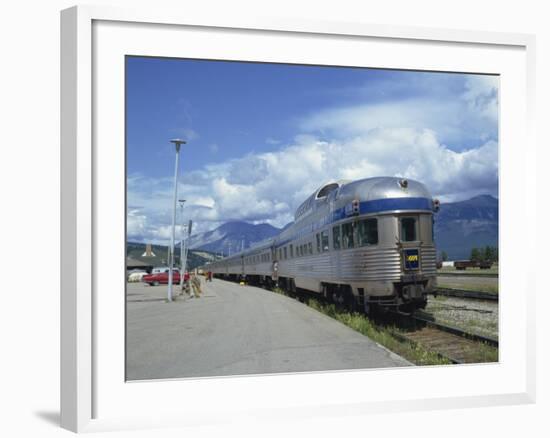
[401,283,425,300]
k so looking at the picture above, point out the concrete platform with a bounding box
[126,278,411,380]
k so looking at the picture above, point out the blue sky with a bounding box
[126,56,498,243]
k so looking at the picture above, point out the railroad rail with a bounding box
[437,272,498,278]
[413,312,498,347]
[389,311,498,364]
[432,287,498,301]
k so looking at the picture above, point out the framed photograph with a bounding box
[61,5,536,433]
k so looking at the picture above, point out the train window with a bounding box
[342,222,354,249]
[284,247,288,259]
[279,249,282,260]
[401,217,417,242]
[321,231,329,252]
[333,226,341,250]
[290,245,294,258]
[308,242,313,254]
[317,182,339,199]
[355,218,378,246]
[316,233,321,252]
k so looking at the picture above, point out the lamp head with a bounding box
[170,138,187,151]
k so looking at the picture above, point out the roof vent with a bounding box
[399,178,408,189]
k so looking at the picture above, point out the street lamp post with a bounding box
[167,139,186,302]
[178,199,186,290]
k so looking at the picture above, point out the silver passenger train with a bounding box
[206,177,440,313]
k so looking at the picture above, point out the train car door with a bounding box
[240,254,245,278]
[271,246,278,282]
[399,215,421,272]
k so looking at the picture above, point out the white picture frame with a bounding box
[61,5,536,433]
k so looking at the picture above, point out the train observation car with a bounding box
[206,177,440,313]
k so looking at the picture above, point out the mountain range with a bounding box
[433,194,498,259]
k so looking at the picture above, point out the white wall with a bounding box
[0,1,547,437]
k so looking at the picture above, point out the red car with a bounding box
[143,269,189,286]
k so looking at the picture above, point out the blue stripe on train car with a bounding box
[359,197,432,215]
[334,197,432,220]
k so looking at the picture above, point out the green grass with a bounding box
[305,299,451,366]
[462,339,499,363]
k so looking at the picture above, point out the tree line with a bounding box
[470,246,498,263]
[439,246,498,263]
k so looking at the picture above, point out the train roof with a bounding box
[338,176,432,201]
[294,176,432,223]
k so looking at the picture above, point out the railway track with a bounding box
[432,287,498,301]
[437,272,498,278]
[389,311,498,364]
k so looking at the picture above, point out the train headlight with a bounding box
[399,178,408,188]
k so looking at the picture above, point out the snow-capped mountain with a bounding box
[187,221,281,254]
[434,194,498,260]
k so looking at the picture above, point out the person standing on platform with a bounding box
[191,273,202,298]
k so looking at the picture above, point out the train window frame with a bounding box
[308,242,313,255]
[316,233,321,253]
[333,225,341,250]
[321,230,329,252]
[342,222,354,249]
[290,244,293,258]
[355,218,379,247]
[284,247,287,259]
[400,216,418,242]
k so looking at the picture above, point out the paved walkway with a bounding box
[126,278,410,380]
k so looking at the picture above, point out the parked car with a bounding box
[142,269,188,286]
